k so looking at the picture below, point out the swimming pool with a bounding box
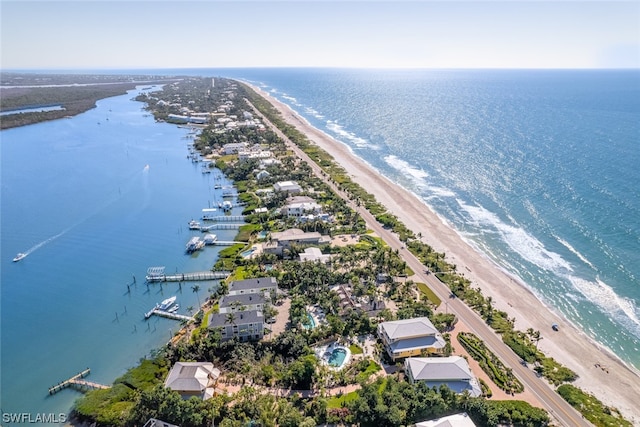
[302,313,316,329]
[328,348,348,367]
[240,247,256,258]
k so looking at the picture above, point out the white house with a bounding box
[299,247,332,263]
[208,310,265,342]
[273,180,302,194]
[414,413,477,427]
[281,196,322,217]
[405,356,482,397]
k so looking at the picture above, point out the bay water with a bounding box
[1,86,239,422]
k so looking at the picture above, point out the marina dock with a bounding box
[145,267,230,283]
[48,368,109,395]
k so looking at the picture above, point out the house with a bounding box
[273,180,302,194]
[405,356,482,397]
[164,362,220,400]
[227,277,278,296]
[256,170,270,181]
[377,317,446,361]
[219,293,267,313]
[414,413,477,427]
[299,247,332,263]
[281,196,322,217]
[263,228,331,256]
[221,142,248,154]
[208,309,265,341]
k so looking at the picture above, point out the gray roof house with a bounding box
[405,356,482,397]
[219,293,267,313]
[164,362,220,400]
[377,317,446,361]
[208,310,264,342]
[227,277,277,296]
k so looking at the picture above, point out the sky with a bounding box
[1,0,639,70]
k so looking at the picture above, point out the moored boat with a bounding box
[158,296,177,311]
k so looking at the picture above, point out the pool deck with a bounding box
[314,342,351,370]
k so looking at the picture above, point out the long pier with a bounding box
[146,269,230,283]
[212,241,244,246]
[48,368,110,395]
[145,308,194,322]
[202,215,245,222]
[202,223,243,230]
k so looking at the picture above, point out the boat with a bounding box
[158,296,177,311]
[168,304,179,313]
[203,234,218,245]
[186,236,205,253]
[188,220,201,230]
[222,200,232,211]
[12,253,27,262]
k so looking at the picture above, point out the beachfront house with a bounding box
[404,356,482,397]
[273,180,302,194]
[164,361,221,400]
[377,317,446,361]
[208,310,265,342]
[414,413,477,427]
[227,277,278,296]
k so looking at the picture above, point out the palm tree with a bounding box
[192,284,201,307]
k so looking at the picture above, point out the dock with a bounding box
[211,240,244,246]
[202,215,245,222]
[48,368,110,395]
[145,308,194,322]
[146,268,231,283]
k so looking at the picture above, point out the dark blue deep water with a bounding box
[1,69,639,421]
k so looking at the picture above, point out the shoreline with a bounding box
[246,83,640,423]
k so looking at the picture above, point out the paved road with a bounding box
[246,97,591,427]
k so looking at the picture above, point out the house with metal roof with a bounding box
[414,412,477,427]
[377,317,446,361]
[227,277,277,296]
[208,309,265,342]
[219,293,267,313]
[405,356,482,397]
[164,362,221,400]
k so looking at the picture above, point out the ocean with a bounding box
[220,68,640,370]
[0,86,242,423]
[1,68,639,421]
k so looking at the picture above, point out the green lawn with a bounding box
[327,390,359,409]
[416,282,442,306]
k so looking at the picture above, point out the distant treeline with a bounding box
[0,84,138,129]
[0,73,181,129]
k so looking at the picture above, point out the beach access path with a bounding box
[243,84,640,426]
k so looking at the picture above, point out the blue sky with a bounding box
[1,1,638,69]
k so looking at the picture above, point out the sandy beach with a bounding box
[247,83,640,424]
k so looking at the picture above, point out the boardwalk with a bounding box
[48,368,110,395]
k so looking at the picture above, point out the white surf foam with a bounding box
[554,234,597,271]
[326,120,370,148]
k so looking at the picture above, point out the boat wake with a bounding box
[23,229,70,257]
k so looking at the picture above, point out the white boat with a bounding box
[168,304,179,313]
[13,253,27,262]
[222,200,232,211]
[188,220,201,230]
[186,236,205,253]
[158,296,177,311]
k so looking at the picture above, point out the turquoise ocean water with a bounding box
[1,85,241,423]
[1,69,639,421]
